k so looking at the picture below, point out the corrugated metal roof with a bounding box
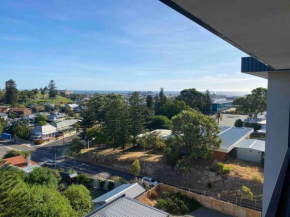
[236,139,265,152]
[216,127,254,153]
[87,196,169,217]
[50,119,78,130]
[92,183,145,204]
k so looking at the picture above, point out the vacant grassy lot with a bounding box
[35,94,73,104]
[78,146,264,198]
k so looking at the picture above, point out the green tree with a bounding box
[146,95,154,110]
[233,87,267,117]
[138,131,166,151]
[40,86,48,98]
[147,115,172,130]
[104,94,123,148]
[26,167,61,189]
[129,92,144,145]
[117,102,131,153]
[159,88,167,105]
[234,119,244,127]
[68,138,84,155]
[131,159,141,176]
[63,184,92,216]
[0,90,5,102]
[215,111,223,123]
[158,100,191,119]
[35,114,48,126]
[86,125,107,147]
[204,90,212,114]
[171,110,221,161]
[48,80,57,98]
[74,174,93,188]
[8,110,18,119]
[176,88,207,113]
[79,108,96,139]
[87,94,108,122]
[14,121,31,139]
[5,79,19,107]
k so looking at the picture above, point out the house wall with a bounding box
[237,148,263,163]
[213,151,228,162]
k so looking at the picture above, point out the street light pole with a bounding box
[55,153,56,169]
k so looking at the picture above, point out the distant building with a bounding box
[0,113,8,120]
[64,104,79,110]
[138,129,173,140]
[50,119,78,132]
[59,90,73,95]
[211,98,233,113]
[48,113,67,122]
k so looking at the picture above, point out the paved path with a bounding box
[188,207,233,217]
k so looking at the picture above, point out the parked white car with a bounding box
[44,160,55,167]
[142,177,158,187]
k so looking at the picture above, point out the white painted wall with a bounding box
[237,148,262,162]
[263,71,290,216]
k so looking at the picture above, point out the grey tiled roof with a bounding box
[216,126,254,153]
[236,139,265,152]
[87,196,169,217]
[92,183,145,204]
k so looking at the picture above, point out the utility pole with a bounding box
[55,153,56,169]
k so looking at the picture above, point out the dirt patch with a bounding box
[79,147,263,200]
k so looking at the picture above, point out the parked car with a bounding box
[142,177,158,187]
[44,160,55,167]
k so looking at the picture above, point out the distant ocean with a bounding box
[72,90,250,97]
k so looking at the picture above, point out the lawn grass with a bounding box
[35,94,73,104]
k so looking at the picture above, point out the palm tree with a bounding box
[215,111,223,123]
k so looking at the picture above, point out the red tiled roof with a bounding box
[5,156,37,168]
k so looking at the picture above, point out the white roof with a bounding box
[50,119,78,130]
[137,129,173,140]
[92,183,145,204]
[215,126,254,153]
[236,139,265,152]
[22,164,41,174]
[66,104,79,108]
[31,125,57,135]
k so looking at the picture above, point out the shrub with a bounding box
[217,163,224,173]
[223,166,231,174]
[34,140,45,145]
[162,191,170,197]
[234,119,243,127]
[251,175,263,184]
[59,183,65,192]
[157,199,167,209]
[75,174,93,188]
[240,186,254,201]
[111,176,126,184]
[107,181,114,191]
[99,180,105,189]
[207,181,212,189]
[150,190,158,199]
[244,122,261,131]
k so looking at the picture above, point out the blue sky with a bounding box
[0,0,267,91]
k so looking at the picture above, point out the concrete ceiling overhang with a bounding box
[160,0,290,70]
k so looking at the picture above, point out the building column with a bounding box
[263,71,290,216]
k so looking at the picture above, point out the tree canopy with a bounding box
[147,115,172,130]
[158,100,191,119]
[48,80,57,98]
[5,79,19,107]
[176,88,207,113]
[233,87,267,117]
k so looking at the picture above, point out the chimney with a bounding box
[26,155,31,166]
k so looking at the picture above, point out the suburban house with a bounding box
[50,119,78,133]
[31,124,57,140]
[213,126,254,161]
[138,129,173,140]
[2,155,40,174]
[232,139,265,163]
[158,2,288,214]
[211,98,233,113]
[59,90,73,95]
[64,104,79,110]
[48,113,67,122]
[0,113,8,120]
[92,183,145,206]
[10,108,32,116]
[87,195,169,217]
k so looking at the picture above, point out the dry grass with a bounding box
[226,158,264,181]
